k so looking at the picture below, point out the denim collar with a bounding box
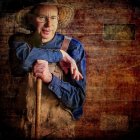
[41,33,63,49]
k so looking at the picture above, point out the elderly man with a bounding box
[9,0,86,139]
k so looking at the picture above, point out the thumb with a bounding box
[37,59,48,64]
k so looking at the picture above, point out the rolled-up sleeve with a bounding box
[13,41,63,71]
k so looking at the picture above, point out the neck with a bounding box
[41,33,55,43]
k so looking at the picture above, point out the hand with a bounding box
[33,60,52,83]
[60,50,83,81]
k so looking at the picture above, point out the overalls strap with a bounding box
[61,36,72,51]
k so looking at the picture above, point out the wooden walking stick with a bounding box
[35,78,42,139]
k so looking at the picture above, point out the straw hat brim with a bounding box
[16,2,74,30]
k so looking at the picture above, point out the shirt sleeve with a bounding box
[10,41,63,72]
[48,41,86,119]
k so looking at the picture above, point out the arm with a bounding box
[12,41,63,71]
[34,41,86,119]
[8,34,63,75]
[49,42,86,119]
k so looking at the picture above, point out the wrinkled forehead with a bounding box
[31,4,59,15]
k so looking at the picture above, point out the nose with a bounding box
[44,18,51,27]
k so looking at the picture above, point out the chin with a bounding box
[41,33,49,39]
[41,35,53,43]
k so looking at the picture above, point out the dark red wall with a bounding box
[0,0,140,139]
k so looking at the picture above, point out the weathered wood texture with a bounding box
[0,0,140,139]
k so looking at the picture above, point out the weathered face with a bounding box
[33,5,59,43]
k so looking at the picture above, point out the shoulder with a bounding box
[71,37,83,48]
[57,33,83,48]
[68,36,84,53]
[56,33,83,47]
[63,35,85,61]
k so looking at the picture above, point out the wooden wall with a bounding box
[0,0,140,139]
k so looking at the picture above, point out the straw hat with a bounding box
[15,0,74,30]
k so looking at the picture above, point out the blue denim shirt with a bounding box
[9,32,86,120]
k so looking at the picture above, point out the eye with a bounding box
[51,16,57,20]
[35,15,46,22]
[38,16,45,20]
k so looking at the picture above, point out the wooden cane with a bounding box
[35,78,42,139]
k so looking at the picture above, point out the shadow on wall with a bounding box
[1,0,140,12]
[0,0,72,12]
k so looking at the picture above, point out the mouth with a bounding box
[42,28,51,35]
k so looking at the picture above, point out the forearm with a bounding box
[48,74,86,109]
[23,47,63,71]
[14,41,63,71]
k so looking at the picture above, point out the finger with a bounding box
[34,63,42,70]
[37,59,48,64]
[79,72,83,80]
[73,71,83,81]
[75,75,79,81]
[33,65,43,73]
[73,73,80,81]
[72,68,77,79]
[37,59,45,63]
[34,72,42,78]
[34,69,44,75]
[70,66,74,75]
[71,65,77,75]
